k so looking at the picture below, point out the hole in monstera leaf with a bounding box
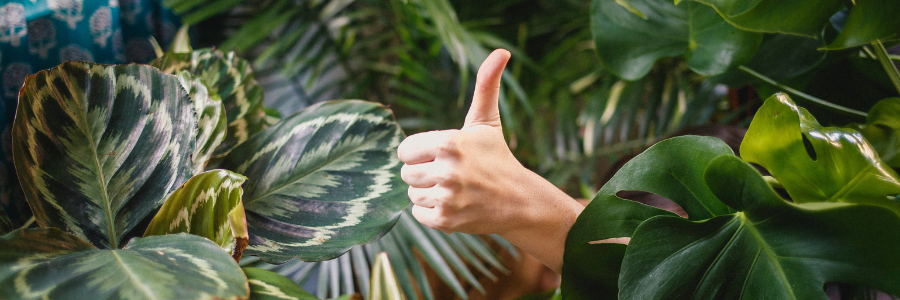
[823,282,890,300]
[802,133,818,161]
[615,190,688,218]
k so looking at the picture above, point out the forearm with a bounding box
[497,169,584,274]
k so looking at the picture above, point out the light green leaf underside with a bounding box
[221,100,409,263]
[153,48,269,157]
[591,0,761,80]
[620,155,900,299]
[740,94,900,212]
[12,62,196,249]
[144,170,248,257]
[0,229,250,300]
[244,267,318,300]
[176,71,228,174]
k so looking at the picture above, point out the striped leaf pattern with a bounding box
[243,267,319,300]
[144,170,249,261]
[0,229,249,300]
[221,100,409,263]
[13,62,196,249]
[0,205,11,234]
[176,71,228,174]
[153,49,269,157]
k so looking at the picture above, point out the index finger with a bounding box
[397,130,454,164]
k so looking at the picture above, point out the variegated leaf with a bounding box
[176,71,228,173]
[243,267,319,300]
[221,100,409,263]
[144,170,249,261]
[369,252,404,300]
[13,62,196,249]
[0,229,249,300]
[153,49,269,157]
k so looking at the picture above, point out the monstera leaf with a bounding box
[591,0,761,80]
[852,98,900,168]
[221,100,408,263]
[562,136,736,299]
[689,0,900,49]
[0,229,249,300]
[619,155,900,299]
[153,49,269,157]
[176,71,228,173]
[243,267,318,300]
[144,170,248,261]
[13,62,196,249]
[740,94,900,212]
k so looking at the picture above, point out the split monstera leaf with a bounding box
[563,94,900,299]
[2,55,408,298]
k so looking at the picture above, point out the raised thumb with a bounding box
[463,49,510,129]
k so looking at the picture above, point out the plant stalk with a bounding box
[20,216,35,229]
[738,65,867,118]
[871,40,900,95]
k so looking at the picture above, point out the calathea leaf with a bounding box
[620,155,900,299]
[740,93,900,212]
[221,100,408,263]
[590,0,762,80]
[13,62,196,249]
[144,170,249,261]
[243,267,318,300]
[562,136,736,299]
[176,71,228,174]
[153,49,269,157]
[0,229,250,300]
[851,98,900,168]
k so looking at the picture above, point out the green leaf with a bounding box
[244,267,319,300]
[221,100,409,263]
[619,155,900,299]
[0,229,250,299]
[711,34,827,87]
[740,94,900,211]
[176,71,228,174]
[853,98,900,168]
[153,49,269,157]
[562,136,736,299]
[689,0,843,38]
[826,1,900,49]
[13,62,196,249]
[144,170,249,261]
[590,0,762,80]
[369,252,404,300]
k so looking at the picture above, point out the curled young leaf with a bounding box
[175,71,228,174]
[144,169,248,261]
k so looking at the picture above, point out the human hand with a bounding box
[397,49,583,273]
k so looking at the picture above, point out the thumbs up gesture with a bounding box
[397,49,583,273]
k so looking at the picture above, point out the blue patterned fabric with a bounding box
[0,0,179,226]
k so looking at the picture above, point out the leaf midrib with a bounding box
[72,70,117,249]
[111,251,161,300]
[245,119,389,206]
[740,213,798,300]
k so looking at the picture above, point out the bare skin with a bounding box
[397,49,585,274]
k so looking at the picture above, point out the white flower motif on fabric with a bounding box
[48,0,84,29]
[90,7,112,47]
[120,0,141,24]
[109,0,118,7]
[27,19,57,59]
[112,28,124,62]
[0,3,27,47]
[59,44,94,62]
[3,63,31,98]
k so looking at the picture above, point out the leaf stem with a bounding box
[871,40,900,95]
[20,216,35,229]
[737,65,867,118]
